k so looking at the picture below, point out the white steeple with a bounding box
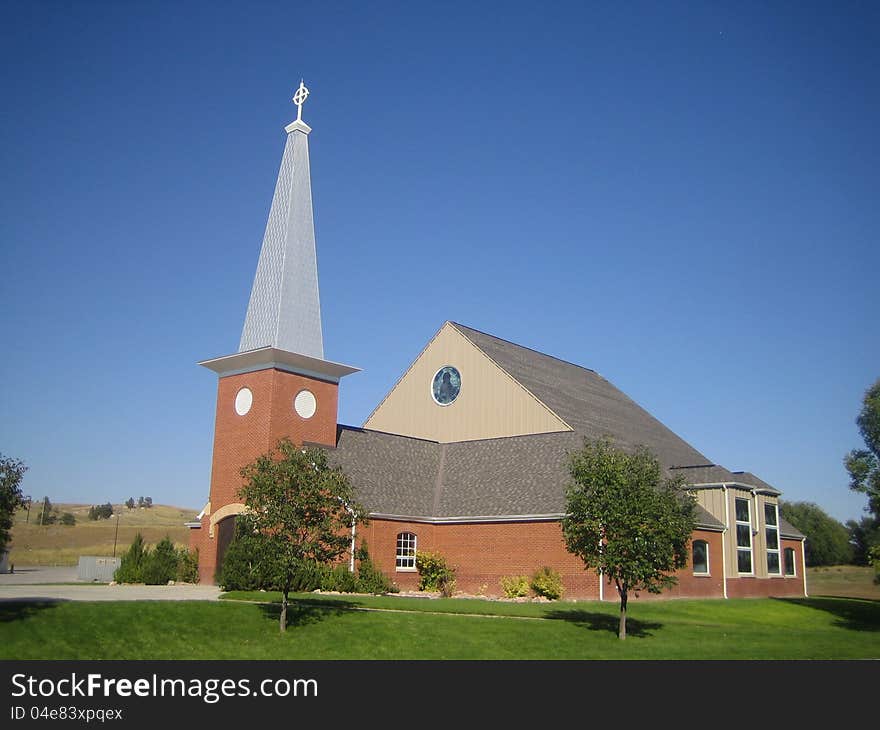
[238,80,323,358]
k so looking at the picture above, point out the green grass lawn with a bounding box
[2,593,878,659]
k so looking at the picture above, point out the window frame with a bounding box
[784,546,796,577]
[765,502,781,575]
[395,532,417,572]
[734,497,754,575]
[692,539,710,576]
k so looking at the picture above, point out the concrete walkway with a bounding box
[0,567,221,602]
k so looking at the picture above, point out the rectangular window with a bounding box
[765,503,780,575]
[692,540,709,575]
[395,532,417,571]
[784,547,796,576]
[735,497,753,574]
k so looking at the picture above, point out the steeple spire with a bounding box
[238,80,323,358]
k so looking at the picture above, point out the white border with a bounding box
[395,531,417,572]
[692,539,710,576]
[734,496,754,575]
[430,365,461,406]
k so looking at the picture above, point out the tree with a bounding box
[845,378,880,521]
[779,501,852,566]
[88,503,113,520]
[38,496,56,525]
[562,438,696,640]
[238,438,363,632]
[847,515,880,566]
[59,512,76,526]
[0,454,28,555]
[125,497,135,510]
[144,496,152,508]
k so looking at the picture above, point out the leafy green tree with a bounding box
[0,454,28,555]
[237,438,363,632]
[845,378,880,521]
[846,515,880,566]
[144,496,152,508]
[780,501,853,566]
[125,497,135,510]
[562,438,696,640]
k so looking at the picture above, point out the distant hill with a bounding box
[7,503,198,567]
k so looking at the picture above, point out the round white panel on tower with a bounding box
[294,389,317,419]
[234,387,253,416]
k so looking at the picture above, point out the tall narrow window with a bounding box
[784,547,796,576]
[396,532,417,571]
[735,497,753,574]
[692,540,709,575]
[765,503,781,575]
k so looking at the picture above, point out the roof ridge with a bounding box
[449,321,599,376]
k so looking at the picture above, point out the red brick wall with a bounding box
[196,368,340,583]
[361,519,600,598]
[360,522,805,600]
[600,529,725,601]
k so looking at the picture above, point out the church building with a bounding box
[188,85,807,600]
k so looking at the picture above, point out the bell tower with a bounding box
[189,82,359,584]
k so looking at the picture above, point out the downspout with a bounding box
[598,538,604,602]
[348,506,357,574]
[801,539,808,597]
[721,485,729,599]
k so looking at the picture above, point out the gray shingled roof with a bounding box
[451,322,711,469]
[729,471,782,495]
[330,322,783,532]
[332,427,725,530]
[669,464,737,484]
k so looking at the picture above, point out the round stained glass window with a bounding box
[431,366,461,405]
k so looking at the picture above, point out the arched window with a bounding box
[784,547,796,577]
[692,539,709,575]
[396,532,417,571]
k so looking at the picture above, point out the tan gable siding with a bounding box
[363,322,570,443]
[694,488,726,525]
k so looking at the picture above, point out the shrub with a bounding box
[500,575,530,598]
[322,564,358,593]
[141,536,179,585]
[356,542,398,594]
[530,566,564,600]
[416,550,456,594]
[115,533,147,583]
[218,516,279,590]
[59,512,76,526]
[177,547,199,583]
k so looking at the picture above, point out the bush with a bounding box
[177,547,199,583]
[530,566,564,600]
[115,533,147,583]
[416,550,456,595]
[322,564,358,593]
[59,512,76,526]
[141,536,178,585]
[356,542,398,594]
[218,516,279,591]
[500,575,530,598]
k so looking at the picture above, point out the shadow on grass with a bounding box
[0,599,65,623]
[256,597,360,629]
[775,597,880,632]
[544,608,662,638]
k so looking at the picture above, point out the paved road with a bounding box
[0,566,221,602]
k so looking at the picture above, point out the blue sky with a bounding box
[1,1,877,524]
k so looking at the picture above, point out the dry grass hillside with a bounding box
[7,503,197,567]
